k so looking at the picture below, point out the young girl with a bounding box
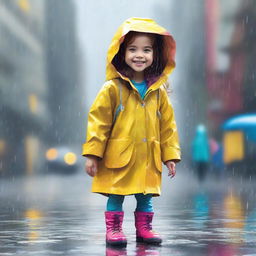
[82,17,181,246]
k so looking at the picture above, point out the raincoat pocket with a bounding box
[104,138,134,169]
[153,140,162,172]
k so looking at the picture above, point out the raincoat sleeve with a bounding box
[82,82,116,158]
[159,88,181,163]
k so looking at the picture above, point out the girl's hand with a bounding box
[166,160,176,178]
[85,156,99,177]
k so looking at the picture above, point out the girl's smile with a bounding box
[132,60,146,69]
[125,34,154,79]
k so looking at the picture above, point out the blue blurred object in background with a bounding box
[222,114,256,142]
[221,114,256,174]
[192,124,210,180]
[192,124,210,163]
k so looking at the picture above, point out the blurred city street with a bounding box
[1,165,256,256]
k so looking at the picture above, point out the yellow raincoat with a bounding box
[82,17,181,196]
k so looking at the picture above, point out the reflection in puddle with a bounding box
[135,243,161,256]
[223,190,245,247]
[24,208,44,242]
[207,243,238,256]
[223,191,245,229]
[105,243,161,256]
[0,175,256,255]
[105,245,127,256]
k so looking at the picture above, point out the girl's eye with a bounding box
[128,48,136,52]
[144,48,152,53]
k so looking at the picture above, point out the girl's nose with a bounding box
[135,51,143,58]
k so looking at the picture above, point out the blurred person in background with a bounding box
[82,17,181,246]
[192,124,210,180]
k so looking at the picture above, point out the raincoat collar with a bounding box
[106,17,176,90]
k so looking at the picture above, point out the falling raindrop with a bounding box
[245,15,249,24]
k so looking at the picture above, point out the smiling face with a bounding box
[124,34,154,81]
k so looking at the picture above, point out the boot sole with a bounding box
[106,240,127,247]
[136,236,162,244]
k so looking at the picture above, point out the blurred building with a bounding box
[205,0,256,137]
[0,0,48,175]
[44,0,82,147]
[158,1,207,159]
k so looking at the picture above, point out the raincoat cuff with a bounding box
[82,142,105,158]
[161,148,181,163]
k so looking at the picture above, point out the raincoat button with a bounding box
[141,102,145,107]
[142,138,147,142]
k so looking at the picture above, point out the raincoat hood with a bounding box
[106,17,176,88]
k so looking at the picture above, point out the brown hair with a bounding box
[112,31,168,86]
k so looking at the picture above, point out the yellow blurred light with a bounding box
[24,209,43,219]
[28,94,38,114]
[28,231,39,240]
[24,209,43,241]
[18,0,30,12]
[46,148,58,160]
[224,194,244,229]
[223,131,244,164]
[64,152,77,165]
[25,136,39,175]
[0,140,6,155]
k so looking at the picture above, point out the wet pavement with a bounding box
[0,165,256,256]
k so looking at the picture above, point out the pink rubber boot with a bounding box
[134,212,162,244]
[105,211,127,246]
